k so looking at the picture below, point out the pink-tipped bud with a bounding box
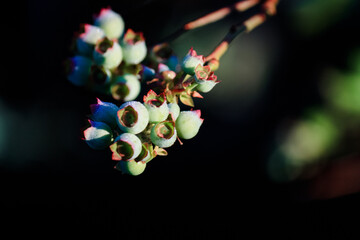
[181,48,205,75]
[175,110,204,139]
[143,90,169,123]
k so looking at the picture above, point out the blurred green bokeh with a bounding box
[323,69,360,116]
[268,109,340,182]
[289,0,356,36]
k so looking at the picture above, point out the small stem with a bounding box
[204,11,268,71]
[154,0,260,45]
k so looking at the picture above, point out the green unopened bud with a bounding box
[194,65,220,93]
[93,37,123,69]
[117,101,149,134]
[144,90,169,123]
[110,133,142,161]
[94,8,125,40]
[83,120,112,150]
[150,118,177,148]
[115,160,146,176]
[121,29,147,64]
[167,103,180,120]
[176,110,203,139]
[76,24,105,56]
[66,56,92,86]
[111,74,141,101]
[134,143,153,163]
[181,48,205,75]
[90,98,119,128]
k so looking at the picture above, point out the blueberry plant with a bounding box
[67,0,279,175]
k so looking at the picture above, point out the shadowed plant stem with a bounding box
[154,0,260,45]
[205,12,269,71]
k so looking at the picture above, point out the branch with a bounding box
[205,0,279,70]
[154,0,260,45]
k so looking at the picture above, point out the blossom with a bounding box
[76,24,105,56]
[93,37,123,69]
[181,47,205,75]
[167,103,180,120]
[90,98,119,128]
[150,118,177,148]
[114,160,146,176]
[175,110,203,139]
[83,120,112,150]
[143,90,169,123]
[94,8,125,40]
[110,133,142,161]
[121,29,147,64]
[117,101,149,134]
[111,74,141,101]
[194,64,220,93]
[66,55,92,86]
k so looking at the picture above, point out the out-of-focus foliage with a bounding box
[289,0,356,36]
[268,48,360,182]
[322,69,360,117]
[268,109,340,182]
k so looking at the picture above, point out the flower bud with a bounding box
[94,8,125,40]
[121,29,147,64]
[134,143,153,163]
[181,48,205,75]
[76,24,105,56]
[194,65,220,93]
[110,133,142,161]
[140,65,156,81]
[166,55,180,72]
[93,37,123,69]
[117,101,149,134]
[175,110,203,139]
[83,120,112,150]
[115,160,146,176]
[167,103,180,120]
[161,70,176,82]
[90,98,119,128]
[90,65,112,85]
[66,56,92,86]
[150,118,177,148]
[111,74,140,101]
[144,90,169,123]
[158,63,169,73]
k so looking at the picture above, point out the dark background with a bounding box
[1,0,359,238]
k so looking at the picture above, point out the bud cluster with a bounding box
[83,93,204,175]
[75,8,221,175]
[66,8,147,101]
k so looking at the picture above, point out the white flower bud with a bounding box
[175,110,204,139]
[94,8,125,40]
[150,120,177,148]
[111,74,141,101]
[83,120,112,150]
[144,90,169,123]
[110,133,142,161]
[167,103,180,120]
[117,101,149,134]
[76,24,105,56]
[115,160,146,176]
[90,98,119,128]
[181,48,205,75]
[121,29,147,64]
[93,38,123,69]
[66,56,92,86]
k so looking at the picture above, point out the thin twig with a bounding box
[154,0,260,45]
[204,0,279,70]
